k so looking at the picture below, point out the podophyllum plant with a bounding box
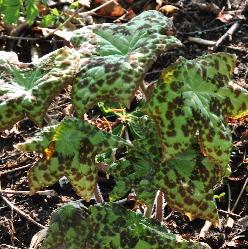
[1,11,247,249]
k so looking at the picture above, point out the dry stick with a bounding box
[218,209,241,218]
[93,184,105,203]
[0,164,31,177]
[230,177,248,214]
[0,189,57,197]
[226,177,248,229]
[199,220,212,238]
[188,21,240,48]
[188,37,216,46]
[0,244,18,249]
[0,200,28,211]
[124,127,132,144]
[214,21,240,50]
[226,181,232,214]
[0,195,45,229]
[155,190,167,223]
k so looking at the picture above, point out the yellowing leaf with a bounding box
[17,118,129,201]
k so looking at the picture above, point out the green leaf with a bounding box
[109,117,225,224]
[41,202,89,249]
[41,202,210,249]
[145,53,248,168]
[17,118,129,200]
[108,115,161,203]
[24,0,39,24]
[0,47,79,131]
[41,14,58,27]
[161,149,222,225]
[2,0,21,24]
[70,10,182,117]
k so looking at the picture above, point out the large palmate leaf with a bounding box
[0,47,79,131]
[109,116,225,225]
[41,202,210,249]
[17,118,128,200]
[70,10,182,117]
[145,53,248,167]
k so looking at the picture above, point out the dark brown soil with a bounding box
[0,1,248,248]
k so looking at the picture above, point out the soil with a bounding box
[0,1,248,248]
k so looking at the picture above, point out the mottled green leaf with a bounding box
[70,10,182,117]
[145,53,248,168]
[1,0,21,24]
[41,202,89,249]
[42,202,210,249]
[25,0,39,24]
[109,115,160,204]
[0,47,79,131]
[109,116,226,224]
[17,118,128,200]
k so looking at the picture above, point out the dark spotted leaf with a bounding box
[17,118,128,200]
[41,202,89,249]
[41,202,210,249]
[145,53,248,168]
[70,10,182,117]
[109,116,226,224]
[0,47,79,131]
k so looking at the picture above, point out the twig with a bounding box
[0,199,28,210]
[214,21,240,50]
[42,0,118,39]
[0,164,31,177]
[177,22,235,35]
[226,181,231,213]
[155,190,166,223]
[124,127,131,144]
[225,177,248,230]
[164,212,173,221]
[0,244,18,249]
[188,37,216,46]
[0,189,57,197]
[113,197,128,205]
[225,45,247,52]
[93,184,104,203]
[0,35,40,41]
[218,209,241,218]
[29,228,48,249]
[0,195,45,229]
[199,220,212,238]
[231,177,248,214]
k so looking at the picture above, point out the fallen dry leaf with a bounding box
[160,5,179,15]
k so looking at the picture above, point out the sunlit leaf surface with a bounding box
[146,53,248,168]
[41,202,210,249]
[0,47,79,130]
[17,118,128,200]
[70,10,182,117]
